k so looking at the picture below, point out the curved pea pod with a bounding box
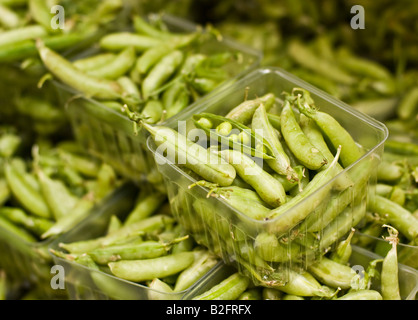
[195,112,277,161]
[88,238,187,265]
[307,257,356,290]
[368,195,418,242]
[99,32,163,52]
[41,193,96,239]
[108,251,195,283]
[329,228,355,265]
[148,278,177,300]
[139,99,164,124]
[86,46,137,80]
[37,40,123,100]
[0,4,20,29]
[336,289,383,300]
[123,190,166,226]
[294,88,364,168]
[252,103,298,181]
[36,168,79,221]
[381,225,401,300]
[4,161,52,219]
[254,232,304,263]
[192,272,250,300]
[165,89,190,120]
[73,53,117,71]
[299,114,353,190]
[225,93,276,125]
[0,133,21,158]
[0,24,48,47]
[0,207,54,238]
[267,147,342,234]
[397,86,418,120]
[174,251,219,292]
[142,50,184,100]
[218,149,287,208]
[280,98,327,171]
[132,15,173,40]
[143,123,236,187]
[262,287,283,300]
[29,0,59,33]
[0,215,37,244]
[198,183,272,220]
[274,270,336,298]
[136,44,176,75]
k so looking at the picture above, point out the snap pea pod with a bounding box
[377,161,404,183]
[133,15,173,40]
[0,133,21,158]
[384,140,418,156]
[262,287,283,300]
[29,0,57,32]
[225,93,276,125]
[238,288,262,300]
[192,272,250,300]
[254,232,304,263]
[307,257,355,290]
[193,112,275,160]
[41,193,96,239]
[0,24,47,47]
[165,89,190,120]
[219,149,286,208]
[123,190,166,226]
[99,32,163,52]
[329,228,355,265]
[0,4,20,29]
[252,103,298,181]
[37,40,123,100]
[397,86,418,120]
[267,146,342,234]
[36,168,79,221]
[117,76,142,107]
[281,98,327,170]
[86,46,136,80]
[336,289,383,300]
[381,225,401,300]
[4,161,52,219]
[0,207,53,237]
[108,251,195,282]
[368,195,418,242]
[299,114,353,190]
[136,44,176,75]
[73,53,117,71]
[59,214,174,253]
[138,99,164,124]
[148,278,177,300]
[89,236,188,265]
[294,88,363,168]
[142,50,184,100]
[174,251,219,292]
[143,122,236,187]
[0,215,36,243]
[275,270,335,298]
[192,181,272,219]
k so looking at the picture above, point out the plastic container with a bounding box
[353,231,418,270]
[57,13,262,188]
[147,67,389,286]
[0,183,135,299]
[188,245,418,300]
[48,183,225,300]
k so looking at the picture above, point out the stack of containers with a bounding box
[147,67,389,286]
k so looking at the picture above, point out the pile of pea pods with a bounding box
[0,0,417,301]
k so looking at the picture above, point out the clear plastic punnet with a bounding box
[147,67,389,286]
[56,13,262,189]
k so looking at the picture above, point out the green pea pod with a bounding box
[99,32,163,52]
[0,207,54,238]
[225,93,276,125]
[73,53,117,71]
[397,86,418,120]
[252,103,298,181]
[143,123,236,187]
[0,133,21,158]
[294,88,363,168]
[41,194,96,239]
[329,228,355,265]
[280,98,327,170]
[0,215,37,244]
[174,251,219,292]
[132,15,172,40]
[37,40,123,100]
[192,272,250,300]
[142,50,184,99]
[0,179,10,207]
[165,90,190,120]
[29,0,59,33]
[336,289,382,300]
[307,257,355,290]
[193,112,276,160]
[4,161,52,219]
[86,46,137,80]
[108,251,195,283]
[136,44,176,75]
[0,4,20,29]
[219,149,287,208]
[36,168,79,221]
[0,24,48,47]
[381,225,401,300]
[123,190,166,226]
